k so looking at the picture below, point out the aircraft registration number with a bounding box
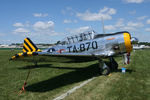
[67,41,98,52]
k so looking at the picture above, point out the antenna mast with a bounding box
[101,17,105,34]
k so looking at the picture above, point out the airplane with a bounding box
[10,30,138,75]
[133,44,150,50]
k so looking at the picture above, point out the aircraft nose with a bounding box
[131,37,139,44]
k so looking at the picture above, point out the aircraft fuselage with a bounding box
[41,32,132,57]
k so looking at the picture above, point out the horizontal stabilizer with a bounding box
[10,52,39,60]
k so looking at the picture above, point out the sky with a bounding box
[0,0,150,44]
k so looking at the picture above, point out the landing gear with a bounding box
[98,59,110,75]
[98,57,118,75]
[109,57,118,71]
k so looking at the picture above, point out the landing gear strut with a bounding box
[109,57,118,71]
[98,57,118,75]
[98,59,110,75]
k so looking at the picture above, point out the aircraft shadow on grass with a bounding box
[25,63,99,92]
[18,64,85,70]
[15,56,97,63]
[20,62,135,92]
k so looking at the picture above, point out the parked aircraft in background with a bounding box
[133,45,150,50]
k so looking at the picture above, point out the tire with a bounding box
[101,67,110,75]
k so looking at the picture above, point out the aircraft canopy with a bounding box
[57,30,97,45]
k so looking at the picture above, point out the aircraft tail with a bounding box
[10,37,41,60]
[23,37,41,52]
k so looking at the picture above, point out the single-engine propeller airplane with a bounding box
[10,30,138,75]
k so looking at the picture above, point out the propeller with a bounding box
[123,37,138,65]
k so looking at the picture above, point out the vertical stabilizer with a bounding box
[23,37,41,52]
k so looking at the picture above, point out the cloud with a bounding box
[0,33,5,36]
[66,7,72,11]
[121,21,144,31]
[63,19,78,24]
[145,28,150,31]
[146,19,150,24]
[12,21,59,38]
[13,22,31,28]
[32,21,60,38]
[11,20,65,43]
[104,18,144,31]
[61,7,74,16]
[76,7,116,21]
[137,16,148,20]
[66,26,91,34]
[61,10,66,15]
[74,20,78,23]
[129,10,136,15]
[104,25,116,30]
[13,28,30,33]
[115,18,125,27]
[103,19,144,31]
[33,21,54,31]
[33,13,48,17]
[63,19,72,23]
[127,21,144,27]
[124,0,144,3]
[120,26,136,31]
[13,22,24,27]
[0,39,12,44]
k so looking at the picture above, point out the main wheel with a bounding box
[101,67,110,75]
[98,58,111,75]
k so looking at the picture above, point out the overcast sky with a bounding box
[0,0,150,44]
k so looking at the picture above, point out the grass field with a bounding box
[0,50,150,100]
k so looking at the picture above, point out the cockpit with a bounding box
[56,30,97,45]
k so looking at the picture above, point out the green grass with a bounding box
[65,50,150,100]
[0,50,150,100]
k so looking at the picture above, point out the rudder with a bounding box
[23,37,41,52]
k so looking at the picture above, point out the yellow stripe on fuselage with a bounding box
[23,43,31,52]
[123,33,132,53]
[24,38,36,52]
